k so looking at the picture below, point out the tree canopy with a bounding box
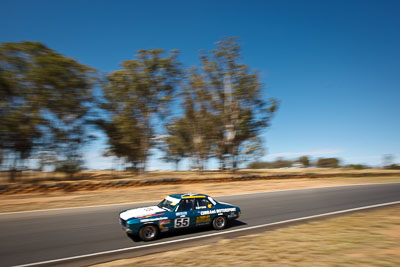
[100,49,182,171]
[164,37,278,170]
[0,41,95,180]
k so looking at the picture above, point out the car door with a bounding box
[193,198,214,226]
[173,198,195,230]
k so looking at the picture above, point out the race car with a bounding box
[119,193,241,241]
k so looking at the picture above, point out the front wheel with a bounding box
[139,225,158,241]
[212,216,227,230]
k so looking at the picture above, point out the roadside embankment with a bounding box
[1,169,399,195]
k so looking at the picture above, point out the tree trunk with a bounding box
[9,155,18,183]
[9,169,16,183]
[219,157,225,170]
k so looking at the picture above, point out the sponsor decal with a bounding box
[159,220,171,225]
[176,212,187,216]
[195,206,207,210]
[174,217,190,228]
[159,219,171,232]
[196,215,211,224]
[200,208,236,216]
[140,216,168,222]
[227,212,237,218]
[138,213,165,219]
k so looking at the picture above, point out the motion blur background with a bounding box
[1,0,400,179]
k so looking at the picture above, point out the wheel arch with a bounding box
[139,222,160,231]
[212,214,228,230]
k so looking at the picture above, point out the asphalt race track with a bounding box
[1,183,399,267]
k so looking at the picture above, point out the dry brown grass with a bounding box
[2,168,400,184]
[2,168,400,197]
[93,206,400,267]
[0,176,399,212]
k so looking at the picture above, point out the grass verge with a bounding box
[93,205,400,267]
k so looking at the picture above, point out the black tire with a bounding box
[139,224,158,241]
[212,216,227,230]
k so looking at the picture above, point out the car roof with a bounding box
[168,193,209,199]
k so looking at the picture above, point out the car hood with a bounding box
[218,201,236,207]
[120,206,165,221]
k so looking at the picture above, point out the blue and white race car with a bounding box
[119,193,241,241]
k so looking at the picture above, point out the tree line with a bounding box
[0,37,278,180]
[247,156,341,169]
[247,157,341,169]
[247,156,400,169]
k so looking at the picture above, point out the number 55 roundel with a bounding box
[175,217,190,228]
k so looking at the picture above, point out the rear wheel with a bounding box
[139,225,158,241]
[212,216,227,230]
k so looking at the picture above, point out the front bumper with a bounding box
[120,218,140,234]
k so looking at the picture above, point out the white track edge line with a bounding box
[2,182,399,216]
[12,200,400,267]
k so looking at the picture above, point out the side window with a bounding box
[176,199,194,212]
[195,198,213,210]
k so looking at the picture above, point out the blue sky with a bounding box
[2,0,399,169]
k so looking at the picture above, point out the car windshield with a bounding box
[157,196,179,211]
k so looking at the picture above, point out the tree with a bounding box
[55,158,85,178]
[385,164,400,170]
[1,43,42,180]
[101,49,181,171]
[161,118,191,170]
[382,154,394,168]
[163,68,218,171]
[316,157,340,168]
[0,41,96,180]
[297,156,310,168]
[96,113,144,171]
[199,37,278,169]
[270,157,293,168]
[246,157,293,169]
[162,37,278,171]
[345,164,369,170]
[236,136,265,166]
[246,161,270,169]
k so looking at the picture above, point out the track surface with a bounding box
[1,183,399,267]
